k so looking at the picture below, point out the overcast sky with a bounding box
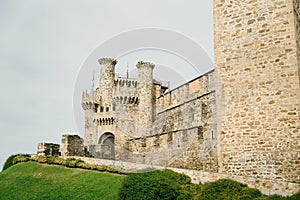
[0,0,213,168]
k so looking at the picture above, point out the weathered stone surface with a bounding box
[214,0,300,182]
[60,134,85,157]
[82,60,217,171]
[37,143,60,156]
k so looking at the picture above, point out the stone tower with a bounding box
[136,61,155,137]
[82,58,117,150]
[82,92,97,147]
[98,58,117,111]
[214,0,300,182]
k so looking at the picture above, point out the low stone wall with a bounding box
[172,168,300,196]
[74,156,300,196]
[37,143,60,156]
[60,135,85,157]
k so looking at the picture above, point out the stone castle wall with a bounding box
[294,0,300,76]
[115,70,218,172]
[81,58,218,172]
[214,0,300,182]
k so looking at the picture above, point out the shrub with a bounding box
[52,156,65,165]
[254,194,287,200]
[63,158,84,168]
[254,193,300,200]
[89,164,99,170]
[106,165,127,174]
[13,154,31,164]
[31,155,47,163]
[43,156,65,165]
[182,184,202,199]
[151,169,191,185]
[2,154,31,171]
[2,155,16,171]
[289,192,300,200]
[240,187,263,200]
[118,169,192,200]
[198,179,262,200]
[76,161,89,169]
[46,155,55,164]
[96,164,107,171]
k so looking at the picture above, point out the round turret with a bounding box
[98,58,117,111]
[136,61,155,137]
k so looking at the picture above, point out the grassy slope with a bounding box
[0,162,125,200]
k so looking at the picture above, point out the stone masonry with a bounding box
[37,143,60,156]
[60,134,85,158]
[37,0,300,195]
[82,59,217,172]
[214,0,300,182]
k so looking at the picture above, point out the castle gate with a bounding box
[98,132,115,160]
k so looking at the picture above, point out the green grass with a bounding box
[1,160,299,200]
[0,161,125,200]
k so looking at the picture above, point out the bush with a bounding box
[240,187,263,200]
[63,158,84,168]
[4,154,128,175]
[31,155,47,163]
[183,184,202,199]
[76,161,89,169]
[96,164,107,171]
[89,164,99,170]
[198,179,262,200]
[254,192,300,200]
[255,194,287,200]
[52,156,65,165]
[118,169,192,200]
[13,154,31,164]
[106,165,128,174]
[46,155,55,164]
[2,154,31,171]
[289,192,300,200]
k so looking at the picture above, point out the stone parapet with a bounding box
[136,61,155,69]
[98,58,117,65]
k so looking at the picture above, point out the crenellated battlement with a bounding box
[81,101,95,111]
[98,58,117,65]
[81,90,93,102]
[136,61,155,69]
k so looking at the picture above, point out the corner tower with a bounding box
[136,61,155,137]
[214,0,300,182]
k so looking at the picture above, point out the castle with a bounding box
[82,59,218,171]
[38,0,300,195]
